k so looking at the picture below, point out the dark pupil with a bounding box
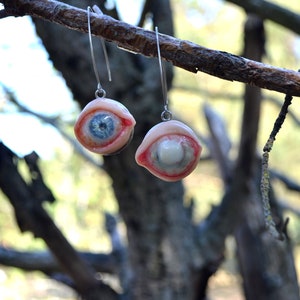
[89,113,115,140]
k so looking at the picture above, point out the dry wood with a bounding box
[1,0,300,96]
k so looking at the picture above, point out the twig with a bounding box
[1,0,300,96]
[0,246,118,275]
[278,201,300,217]
[203,103,232,184]
[137,0,151,28]
[261,94,293,240]
[0,9,8,18]
[267,96,300,126]
[104,213,131,294]
[270,169,300,192]
[174,85,300,126]
[24,151,56,203]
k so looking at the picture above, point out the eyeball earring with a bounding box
[135,27,202,182]
[74,6,136,155]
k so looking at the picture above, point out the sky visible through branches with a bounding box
[0,15,75,157]
[1,1,169,157]
[0,0,148,158]
[0,0,300,158]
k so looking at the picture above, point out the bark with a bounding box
[2,0,300,96]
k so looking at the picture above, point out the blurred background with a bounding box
[1,0,300,299]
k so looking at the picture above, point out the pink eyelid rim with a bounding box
[74,98,136,155]
[135,120,201,158]
[135,120,202,181]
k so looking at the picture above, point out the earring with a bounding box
[135,27,202,182]
[74,6,136,155]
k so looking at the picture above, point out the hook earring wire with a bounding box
[87,6,112,98]
[155,26,172,121]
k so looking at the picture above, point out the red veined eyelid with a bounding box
[74,98,136,155]
[135,120,202,182]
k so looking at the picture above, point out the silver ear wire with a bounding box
[155,26,172,121]
[87,6,112,98]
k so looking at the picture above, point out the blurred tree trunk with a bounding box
[7,1,297,300]
[33,1,198,299]
[234,14,299,300]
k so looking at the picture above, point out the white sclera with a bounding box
[157,140,184,165]
[135,120,203,182]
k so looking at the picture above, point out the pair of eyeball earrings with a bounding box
[74,7,202,182]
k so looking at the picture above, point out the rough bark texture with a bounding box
[2,0,300,96]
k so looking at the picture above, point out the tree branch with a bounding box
[0,9,8,19]
[270,169,300,192]
[0,143,118,299]
[24,151,56,204]
[278,201,300,217]
[2,0,300,96]
[226,0,300,35]
[0,213,129,293]
[0,246,118,275]
[174,84,300,126]
[203,103,232,184]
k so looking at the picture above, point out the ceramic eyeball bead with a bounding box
[74,98,136,155]
[135,120,202,182]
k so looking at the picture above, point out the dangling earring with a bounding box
[135,27,202,182]
[74,6,136,155]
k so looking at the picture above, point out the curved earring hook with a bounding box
[87,6,112,98]
[155,26,172,121]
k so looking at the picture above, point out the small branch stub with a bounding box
[261,94,293,240]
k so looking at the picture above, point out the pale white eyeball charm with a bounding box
[74,98,136,155]
[135,120,202,182]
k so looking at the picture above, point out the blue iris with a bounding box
[89,113,115,140]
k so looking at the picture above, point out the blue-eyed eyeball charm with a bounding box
[135,120,202,182]
[74,98,136,155]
